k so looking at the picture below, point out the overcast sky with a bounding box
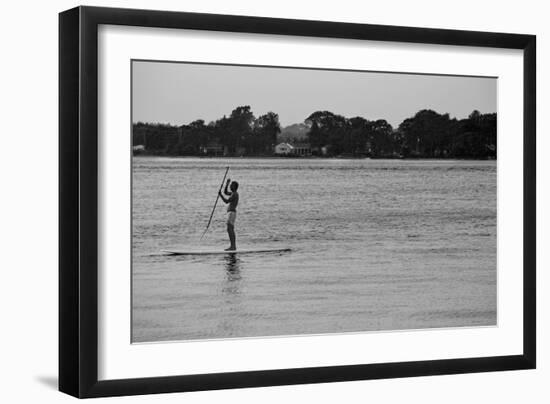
[132,60,496,128]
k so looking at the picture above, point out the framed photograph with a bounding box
[59,6,536,398]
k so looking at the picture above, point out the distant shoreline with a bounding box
[132,153,496,161]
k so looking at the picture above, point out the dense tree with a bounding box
[348,117,370,155]
[398,110,452,157]
[228,106,255,151]
[397,109,496,158]
[304,113,396,157]
[132,122,178,152]
[132,106,497,159]
[174,119,210,155]
[305,111,348,154]
[449,111,497,158]
[252,112,281,154]
[368,119,395,157]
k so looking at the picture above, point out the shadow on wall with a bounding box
[35,375,58,390]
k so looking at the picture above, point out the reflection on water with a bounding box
[224,254,241,279]
[222,254,242,295]
[219,254,243,336]
[132,158,497,342]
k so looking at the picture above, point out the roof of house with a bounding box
[276,142,294,148]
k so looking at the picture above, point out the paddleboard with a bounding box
[161,247,291,256]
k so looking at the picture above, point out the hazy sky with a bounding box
[132,60,496,128]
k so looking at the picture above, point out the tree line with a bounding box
[133,106,496,159]
[133,106,280,157]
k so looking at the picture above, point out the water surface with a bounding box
[132,158,496,342]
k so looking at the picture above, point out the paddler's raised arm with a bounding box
[223,178,232,196]
[218,189,229,204]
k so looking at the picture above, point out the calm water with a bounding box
[132,157,496,343]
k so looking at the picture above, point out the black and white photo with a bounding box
[131,60,498,343]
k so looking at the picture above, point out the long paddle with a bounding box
[200,166,230,240]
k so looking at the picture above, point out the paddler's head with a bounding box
[230,181,239,191]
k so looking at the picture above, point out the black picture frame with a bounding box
[59,6,536,398]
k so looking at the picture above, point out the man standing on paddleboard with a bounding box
[219,178,239,251]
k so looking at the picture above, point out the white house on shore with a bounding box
[275,142,312,156]
[292,143,312,156]
[274,142,294,155]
